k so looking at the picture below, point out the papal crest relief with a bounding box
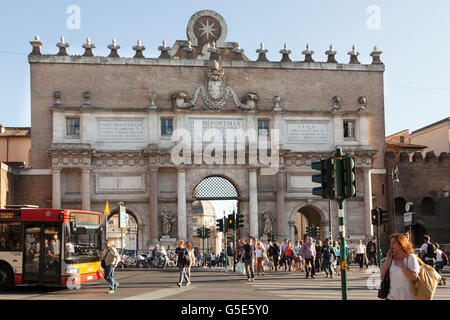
[171,60,258,110]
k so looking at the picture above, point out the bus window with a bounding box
[0,222,22,252]
[64,223,101,263]
[44,226,61,275]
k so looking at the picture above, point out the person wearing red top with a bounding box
[282,243,294,272]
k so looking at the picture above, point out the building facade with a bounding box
[22,10,388,250]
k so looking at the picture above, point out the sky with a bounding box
[0,0,449,136]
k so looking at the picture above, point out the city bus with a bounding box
[0,206,104,290]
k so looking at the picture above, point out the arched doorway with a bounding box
[192,175,239,255]
[106,211,139,252]
[293,206,323,242]
[410,223,427,248]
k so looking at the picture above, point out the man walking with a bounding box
[175,240,191,287]
[322,239,336,278]
[366,237,377,266]
[102,239,120,294]
[243,238,256,281]
[420,235,436,268]
[301,237,316,279]
[227,242,234,271]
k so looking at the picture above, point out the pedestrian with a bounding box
[227,242,234,271]
[301,237,316,279]
[282,242,294,271]
[272,242,280,271]
[298,240,305,272]
[380,233,420,300]
[211,252,216,267]
[322,239,336,278]
[256,241,265,276]
[175,240,191,287]
[185,241,195,279]
[220,250,226,267]
[434,243,447,285]
[353,240,367,271]
[267,241,274,270]
[366,237,377,266]
[243,238,256,281]
[196,251,203,266]
[294,241,301,272]
[420,235,436,268]
[333,240,340,275]
[315,240,323,273]
[101,239,120,294]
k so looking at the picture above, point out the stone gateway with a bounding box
[22,10,389,250]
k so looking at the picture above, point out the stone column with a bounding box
[276,171,286,239]
[81,168,91,211]
[363,169,374,237]
[177,168,187,240]
[249,168,259,238]
[149,167,159,242]
[52,168,61,208]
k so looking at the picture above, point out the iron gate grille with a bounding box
[193,176,238,200]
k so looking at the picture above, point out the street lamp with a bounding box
[391,165,399,233]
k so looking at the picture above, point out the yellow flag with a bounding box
[104,200,110,216]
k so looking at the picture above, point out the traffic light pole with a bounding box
[233,215,237,272]
[223,217,228,269]
[376,224,381,269]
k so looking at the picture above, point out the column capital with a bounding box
[148,166,160,172]
[177,167,186,173]
[81,167,91,173]
[51,167,62,173]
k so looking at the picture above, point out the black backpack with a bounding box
[426,242,437,259]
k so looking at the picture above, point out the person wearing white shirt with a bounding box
[434,243,447,285]
[380,233,419,300]
[353,240,366,271]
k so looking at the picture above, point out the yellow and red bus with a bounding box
[0,206,104,290]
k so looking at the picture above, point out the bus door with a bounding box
[23,223,62,284]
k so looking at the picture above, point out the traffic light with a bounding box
[236,213,244,229]
[313,225,320,238]
[306,226,311,236]
[371,208,379,225]
[216,218,224,232]
[311,158,335,199]
[227,214,235,230]
[272,234,277,242]
[267,233,272,242]
[205,228,211,238]
[342,156,356,198]
[197,228,204,238]
[379,207,389,225]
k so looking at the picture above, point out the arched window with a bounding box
[395,197,406,216]
[421,197,435,216]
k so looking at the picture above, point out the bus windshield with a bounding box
[64,222,101,263]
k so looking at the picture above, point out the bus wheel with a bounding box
[0,264,13,291]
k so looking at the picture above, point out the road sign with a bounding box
[404,212,415,226]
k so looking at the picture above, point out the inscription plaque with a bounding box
[98,119,144,141]
[188,118,244,141]
[286,121,329,143]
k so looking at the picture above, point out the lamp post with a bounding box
[391,165,399,233]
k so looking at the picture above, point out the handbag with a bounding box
[413,257,441,300]
[101,248,112,269]
[378,257,393,299]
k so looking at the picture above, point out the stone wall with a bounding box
[385,151,450,245]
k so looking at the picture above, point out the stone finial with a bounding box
[207,41,220,60]
[107,38,120,58]
[325,44,337,63]
[348,45,360,64]
[358,96,367,111]
[425,151,437,162]
[82,37,95,57]
[332,95,342,112]
[148,91,158,109]
[183,40,194,59]
[301,43,315,62]
[82,91,91,107]
[370,45,383,65]
[412,152,423,162]
[56,36,69,56]
[29,35,43,56]
[280,43,292,62]
[132,40,146,58]
[256,42,269,62]
[158,40,171,59]
[232,42,245,61]
[273,96,282,111]
[53,91,62,105]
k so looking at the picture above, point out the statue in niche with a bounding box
[261,208,274,235]
[161,207,176,236]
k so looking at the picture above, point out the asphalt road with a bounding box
[0,266,449,300]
